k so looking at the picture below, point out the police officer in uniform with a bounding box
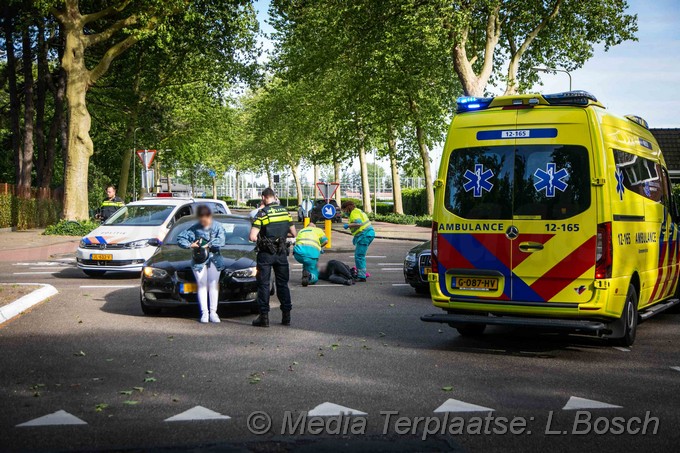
[249,188,297,327]
[98,185,124,222]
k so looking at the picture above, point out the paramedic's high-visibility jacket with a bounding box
[295,226,328,251]
[349,208,372,235]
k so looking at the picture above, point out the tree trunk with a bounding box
[212,178,217,199]
[20,27,36,197]
[313,163,320,184]
[44,68,65,188]
[291,164,303,205]
[36,20,48,188]
[333,159,342,205]
[266,166,273,188]
[356,124,372,213]
[3,8,22,189]
[61,25,93,220]
[234,170,240,204]
[387,125,404,214]
[409,99,434,214]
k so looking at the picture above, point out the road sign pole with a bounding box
[304,217,310,227]
[325,219,332,249]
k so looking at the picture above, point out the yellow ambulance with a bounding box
[421,91,680,346]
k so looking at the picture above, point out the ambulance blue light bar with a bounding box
[543,90,598,106]
[456,96,494,113]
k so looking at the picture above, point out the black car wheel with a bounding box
[83,270,106,277]
[140,292,162,315]
[415,285,430,295]
[612,284,638,347]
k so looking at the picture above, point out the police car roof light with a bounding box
[543,90,598,106]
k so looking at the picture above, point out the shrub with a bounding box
[44,219,99,236]
[368,213,432,225]
[401,188,428,216]
[0,193,11,228]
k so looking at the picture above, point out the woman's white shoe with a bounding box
[199,313,209,323]
[209,313,221,323]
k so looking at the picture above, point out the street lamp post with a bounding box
[530,66,572,91]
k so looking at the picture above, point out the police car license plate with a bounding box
[454,277,498,291]
[180,283,197,294]
[90,254,112,260]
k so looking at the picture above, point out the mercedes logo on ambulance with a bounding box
[505,225,519,240]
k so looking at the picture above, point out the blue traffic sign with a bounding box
[321,203,336,220]
[208,169,216,178]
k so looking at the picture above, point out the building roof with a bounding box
[651,128,680,171]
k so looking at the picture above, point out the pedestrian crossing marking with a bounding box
[562,396,622,410]
[17,410,87,427]
[434,398,494,413]
[165,405,231,422]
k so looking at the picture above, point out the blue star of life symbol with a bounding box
[463,164,494,197]
[534,163,569,197]
[615,168,625,200]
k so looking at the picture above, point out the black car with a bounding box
[140,214,269,315]
[403,240,431,294]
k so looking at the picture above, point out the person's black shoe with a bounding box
[301,275,309,287]
[281,311,291,326]
[356,277,367,282]
[344,279,354,286]
[252,313,269,327]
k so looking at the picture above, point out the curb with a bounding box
[0,284,58,325]
[333,229,428,243]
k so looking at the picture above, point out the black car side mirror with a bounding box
[148,238,162,247]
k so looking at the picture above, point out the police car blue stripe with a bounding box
[95,236,107,244]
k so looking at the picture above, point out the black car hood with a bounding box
[146,244,257,272]
[409,240,432,254]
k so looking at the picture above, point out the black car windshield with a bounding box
[164,219,252,245]
[104,205,174,226]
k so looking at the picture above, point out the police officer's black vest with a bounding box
[258,204,291,239]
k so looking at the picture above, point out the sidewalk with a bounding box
[0,229,78,262]
[333,221,430,242]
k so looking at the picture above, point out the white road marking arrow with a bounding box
[308,402,367,416]
[17,410,87,427]
[562,396,622,410]
[164,405,231,422]
[434,398,494,413]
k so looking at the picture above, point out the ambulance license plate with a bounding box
[421,267,431,276]
[454,277,498,291]
[90,254,112,260]
[180,283,198,294]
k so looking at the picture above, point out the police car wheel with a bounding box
[613,284,638,347]
[83,270,106,277]
[455,324,486,337]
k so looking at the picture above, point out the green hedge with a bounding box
[0,193,61,230]
[44,219,98,236]
[368,213,432,226]
[401,188,428,216]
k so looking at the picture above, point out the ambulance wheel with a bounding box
[612,284,638,347]
[83,270,106,277]
[455,324,486,337]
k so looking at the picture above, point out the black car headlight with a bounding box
[404,252,417,266]
[143,266,168,279]
[232,267,257,278]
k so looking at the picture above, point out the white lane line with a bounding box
[347,255,387,259]
[612,346,630,352]
[434,398,494,413]
[392,283,411,287]
[165,405,231,422]
[562,396,621,410]
[13,272,56,275]
[308,402,367,416]
[378,263,404,266]
[80,285,137,289]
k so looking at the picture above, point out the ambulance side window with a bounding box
[445,146,514,220]
[661,168,680,222]
[613,149,663,203]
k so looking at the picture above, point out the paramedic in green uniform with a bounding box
[293,222,328,286]
[341,201,375,282]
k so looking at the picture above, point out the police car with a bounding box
[76,196,230,276]
[422,91,679,345]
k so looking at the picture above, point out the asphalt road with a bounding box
[1,236,679,452]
